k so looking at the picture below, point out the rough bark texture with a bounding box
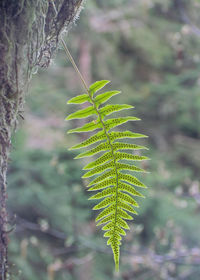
[0,0,84,278]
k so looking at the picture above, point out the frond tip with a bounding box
[66,80,149,270]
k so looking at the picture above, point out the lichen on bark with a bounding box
[0,0,84,278]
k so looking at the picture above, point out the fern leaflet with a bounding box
[66,80,149,271]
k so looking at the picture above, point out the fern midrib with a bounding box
[89,94,120,252]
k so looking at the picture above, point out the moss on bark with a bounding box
[0,1,84,278]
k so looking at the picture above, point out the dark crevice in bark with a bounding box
[0,0,84,278]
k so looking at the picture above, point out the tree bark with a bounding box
[0,0,84,278]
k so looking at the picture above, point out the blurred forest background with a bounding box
[7,0,200,279]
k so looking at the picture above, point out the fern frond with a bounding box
[66,80,148,270]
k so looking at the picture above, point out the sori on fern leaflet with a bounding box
[66,79,149,271]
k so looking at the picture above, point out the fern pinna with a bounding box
[66,80,148,270]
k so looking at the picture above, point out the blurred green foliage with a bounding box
[8,0,200,279]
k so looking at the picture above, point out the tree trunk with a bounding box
[0,1,84,278]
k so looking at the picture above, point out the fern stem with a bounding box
[62,40,120,270]
[61,38,89,94]
[90,99,120,271]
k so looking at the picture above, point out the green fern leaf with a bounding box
[117,217,130,229]
[96,214,115,226]
[103,230,119,237]
[67,94,90,104]
[94,90,121,106]
[118,192,139,207]
[89,80,110,96]
[68,120,101,133]
[99,104,133,118]
[83,152,113,170]
[66,80,149,270]
[118,182,145,198]
[118,173,147,188]
[88,170,115,186]
[102,221,115,231]
[88,178,116,191]
[82,161,115,178]
[75,142,110,158]
[95,205,115,222]
[115,152,149,161]
[112,142,148,151]
[117,208,133,220]
[116,162,147,173]
[104,116,140,131]
[89,187,115,200]
[118,201,138,214]
[66,106,96,120]
[109,131,148,141]
[114,226,126,236]
[69,131,106,150]
[93,196,115,210]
